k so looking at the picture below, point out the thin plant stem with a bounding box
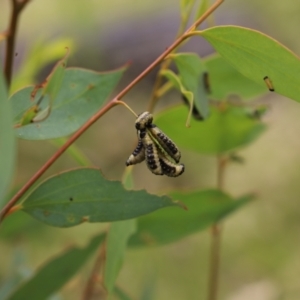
[4,0,30,88]
[147,0,195,113]
[116,100,138,117]
[82,242,107,300]
[207,155,227,300]
[0,0,225,223]
[0,100,118,221]
[147,0,222,112]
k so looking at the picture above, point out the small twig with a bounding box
[82,242,107,300]
[207,155,227,300]
[147,0,196,113]
[0,0,224,223]
[4,0,31,88]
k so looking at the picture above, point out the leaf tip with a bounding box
[175,200,188,210]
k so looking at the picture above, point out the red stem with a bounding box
[4,0,30,88]
[0,0,224,223]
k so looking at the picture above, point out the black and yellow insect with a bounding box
[126,112,185,177]
[263,76,275,92]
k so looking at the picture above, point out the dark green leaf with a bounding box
[21,168,180,227]
[104,220,136,294]
[204,54,266,100]
[6,233,105,300]
[0,64,15,206]
[11,67,125,139]
[129,189,254,246]
[155,104,266,154]
[199,26,300,102]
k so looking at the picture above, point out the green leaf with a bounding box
[155,104,266,154]
[0,65,15,206]
[195,0,209,20]
[21,168,180,227]
[171,53,209,119]
[6,233,105,300]
[114,286,133,300]
[41,48,69,102]
[180,0,195,15]
[204,54,266,100]
[129,189,254,246]
[161,69,194,126]
[11,67,125,139]
[104,220,136,294]
[199,26,300,103]
[11,37,75,93]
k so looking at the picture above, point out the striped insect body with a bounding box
[135,111,153,130]
[126,139,145,166]
[126,112,185,177]
[148,124,181,163]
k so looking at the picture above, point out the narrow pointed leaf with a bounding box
[11,66,125,139]
[11,37,75,93]
[195,0,209,20]
[199,26,300,102]
[114,286,134,300]
[21,168,180,227]
[6,233,105,300]
[161,69,194,126]
[104,220,136,294]
[42,48,69,101]
[204,54,266,100]
[16,50,70,125]
[171,53,209,119]
[129,189,254,246]
[0,65,15,206]
[155,105,266,154]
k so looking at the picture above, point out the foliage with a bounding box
[1,0,299,299]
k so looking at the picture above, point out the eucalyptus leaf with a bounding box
[114,286,134,300]
[199,26,300,102]
[0,65,15,206]
[155,105,266,155]
[161,69,194,126]
[6,233,105,300]
[104,220,136,294]
[21,168,181,227]
[129,189,254,246]
[171,53,209,119]
[11,37,75,93]
[204,54,266,100]
[11,67,125,139]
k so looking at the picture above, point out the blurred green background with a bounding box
[1,0,300,299]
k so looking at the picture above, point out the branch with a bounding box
[82,242,107,300]
[207,155,227,300]
[0,0,224,223]
[4,0,31,88]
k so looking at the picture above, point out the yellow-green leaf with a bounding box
[199,26,300,102]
